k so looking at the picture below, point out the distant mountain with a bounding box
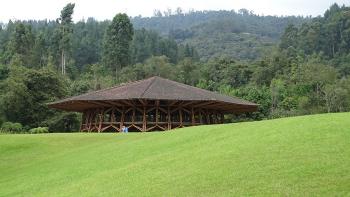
[132,10,309,61]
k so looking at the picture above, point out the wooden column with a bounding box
[79,112,85,132]
[98,108,103,132]
[88,110,93,132]
[213,111,217,124]
[179,107,183,127]
[111,108,115,123]
[156,103,159,125]
[167,106,171,130]
[220,113,224,124]
[191,107,195,126]
[142,106,146,132]
[206,110,210,124]
[84,110,90,131]
[199,109,203,124]
[132,107,135,123]
[120,106,125,132]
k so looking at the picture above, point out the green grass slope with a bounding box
[1,113,350,196]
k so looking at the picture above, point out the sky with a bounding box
[0,0,349,22]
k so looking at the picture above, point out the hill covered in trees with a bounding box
[0,3,349,132]
[132,9,308,61]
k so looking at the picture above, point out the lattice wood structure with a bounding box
[49,76,258,132]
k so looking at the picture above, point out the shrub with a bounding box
[29,127,49,134]
[1,122,24,133]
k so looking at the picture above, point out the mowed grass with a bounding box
[1,113,350,196]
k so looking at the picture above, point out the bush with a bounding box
[1,122,23,133]
[29,127,49,134]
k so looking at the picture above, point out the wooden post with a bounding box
[88,110,93,132]
[120,106,125,132]
[206,110,210,124]
[199,109,203,124]
[156,105,159,125]
[221,113,224,124]
[80,112,85,132]
[142,106,146,132]
[179,107,183,127]
[98,108,103,133]
[167,106,171,130]
[191,107,195,126]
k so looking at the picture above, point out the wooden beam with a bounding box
[87,100,111,107]
[104,100,123,107]
[193,101,217,108]
[139,99,147,106]
[182,101,198,107]
[168,100,179,106]
[119,100,134,106]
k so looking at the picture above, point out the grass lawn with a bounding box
[1,113,350,196]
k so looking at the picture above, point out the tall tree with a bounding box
[102,13,134,82]
[58,3,75,75]
[4,22,34,66]
[279,24,299,49]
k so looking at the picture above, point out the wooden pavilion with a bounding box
[48,76,258,132]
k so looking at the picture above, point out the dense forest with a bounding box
[0,3,349,132]
[133,9,309,61]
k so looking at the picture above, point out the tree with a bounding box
[0,66,66,127]
[102,13,134,83]
[279,24,299,49]
[270,78,286,112]
[4,22,34,66]
[58,3,75,75]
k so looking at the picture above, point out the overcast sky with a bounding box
[0,0,349,22]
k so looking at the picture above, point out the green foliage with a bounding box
[29,127,49,134]
[1,122,23,133]
[58,3,75,75]
[2,22,34,66]
[0,66,66,128]
[133,10,308,61]
[279,4,350,59]
[103,13,134,82]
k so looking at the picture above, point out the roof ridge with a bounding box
[140,76,157,98]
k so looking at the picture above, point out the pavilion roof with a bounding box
[48,76,258,112]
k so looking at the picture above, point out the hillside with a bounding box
[132,10,308,61]
[1,112,350,196]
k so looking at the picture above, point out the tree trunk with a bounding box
[61,51,64,74]
[61,50,66,75]
[115,65,119,84]
[63,52,66,75]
